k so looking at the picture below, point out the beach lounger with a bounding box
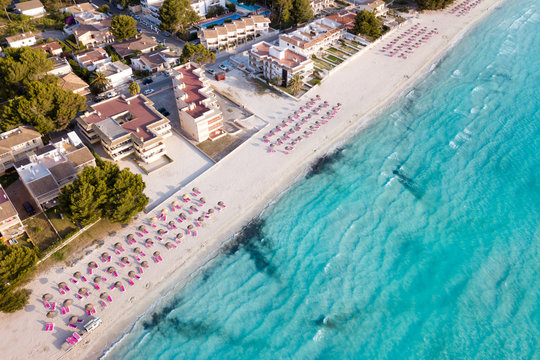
[68,323,77,328]
[71,278,77,283]
[73,332,81,341]
[76,294,82,300]
[81,276,87,282]
[107,296,112,302]
[88,268,93,274]
[91,308,96,314]
[138,267,144,274]
[128,279,134,286]
[119,263,125,268]
[86,310,91,316]
[59,288,65,295]
[120,285,126,292]
[44,301,50,308]
[100,300,107,307]
[61,307,66,315]
[137,232,143,237]
[113,271,118,277]
[93,283,100,290]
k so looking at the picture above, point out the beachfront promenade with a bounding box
[0,1,505,359]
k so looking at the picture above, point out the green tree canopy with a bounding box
[180,43,216,64]
[415,0,453,10]
[352,10,382,38]
[129,81,140,95]
[291,0,313,25]
[90,71,111,93]
[0,77,87,133]
[272,0,293,29]
[287,73,303,95]
[110,14,138,41]
[159,0,199,34]
[0,244,38,313]
[59,160,148,226]
[0,47,54,100]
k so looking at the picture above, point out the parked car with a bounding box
[157,107,170,116]
[143,89,155,95]
[207,69,216,75]
[134,15,140,20]
[106,91,118,98]
[23,202,35,216]
[142,78,153,84]
[93,96,104,103]
[219,64,229,72]
[137,28,142,33]
[164,71,170,77]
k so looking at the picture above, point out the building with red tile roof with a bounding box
[172,63,224,142]
[248,41,314,87]
[76,95,172,163]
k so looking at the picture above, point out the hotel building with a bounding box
[198,15,271,51]
[76,95,172,163]
[172,63,224,142]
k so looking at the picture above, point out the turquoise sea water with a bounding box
[107,1,539,359]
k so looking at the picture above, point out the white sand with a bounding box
[0,1,507,359]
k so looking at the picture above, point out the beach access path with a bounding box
[0,1,506,359]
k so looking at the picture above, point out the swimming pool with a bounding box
[228,0,262,12]
[201,14,243,29]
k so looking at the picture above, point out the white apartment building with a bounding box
[77,95,172,164]
[198,15,271,51]
[248,41,314,87]
[0,126,43,174]
[172,63,224,142]
[278,18,344,57]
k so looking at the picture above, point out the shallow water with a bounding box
[106,1,540,359]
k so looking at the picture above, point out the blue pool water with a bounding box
[228,0,262,12]
[201,14,243,29]
[106,1,540,359]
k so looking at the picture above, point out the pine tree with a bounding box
[291,0,313,25]
[159,0,199,34]
[105,169,149,223]
[110,15,138,42]
[272,0,293,29]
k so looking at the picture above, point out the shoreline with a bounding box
[0,1,507,359]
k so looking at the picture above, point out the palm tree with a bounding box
[287,73,304,96]
[90,72,110,94]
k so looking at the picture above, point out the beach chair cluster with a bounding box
[66,332,81,345]
[42,186,227,338]
[44,323,54,331]
[263,95,342,155]
[450,0,483,16]
[381,24,439,59]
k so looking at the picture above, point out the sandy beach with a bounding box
[0,1,507,359]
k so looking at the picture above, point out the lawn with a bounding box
[313,58,334,70]
[324,54,344,64]
[328,47,350,58]
[45,207,78,239]
[23,213,59,252]
[198,135,243,161]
